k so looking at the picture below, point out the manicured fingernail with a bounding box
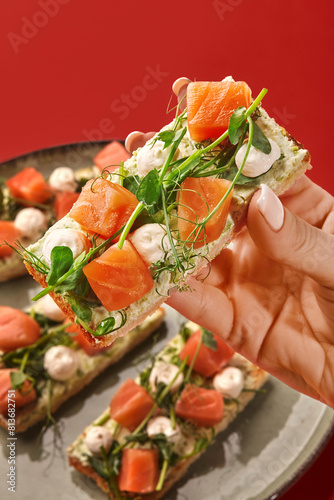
[257,184,284,232]
[172,77,191,97]
[125,131,144,153]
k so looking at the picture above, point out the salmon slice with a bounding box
[0,369,37,414]
[177,177,233,248]
[118,448,159,493]
[0,306,41,352]
[175,384,224,427]
[187,80,252,143]
[83,240,154,311]
[109,378,155,431]
[179,328,234,377]
[0,221,21,257]
[69,178,138,238]
[93,141,130,172]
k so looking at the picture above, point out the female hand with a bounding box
[125,79,334,408]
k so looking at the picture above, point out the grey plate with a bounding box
[0,144,333,500]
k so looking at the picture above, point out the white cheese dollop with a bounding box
[44,345,79,381]
[174,433,197,457]
[213,366,244,399]
[49,167,78,192]
[42,229,89,266]
[85,426,113,456]
[146,417,181,444]
[235,138,281,178]
[129,224,170,266]
[34,294,66,322]
[136,140,174,176]
[149,362,184,393]
[14,208,47,239]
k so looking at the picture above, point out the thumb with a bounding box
[247,184,334,287]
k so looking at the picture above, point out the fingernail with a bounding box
[125,131,144,153]
[257,184,284,232]
[172,77,191,97]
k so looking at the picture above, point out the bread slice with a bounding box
[24,97,311,348]
[0,308,165,433]
[67,321,269,499]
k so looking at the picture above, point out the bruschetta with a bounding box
[21,77,311,347]
[67,321,268,499]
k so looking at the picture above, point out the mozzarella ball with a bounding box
[149,362,184,393]
[85,426,113,456]
[174,434,197,457]
[34,294,66,322]
[129,224,170,266]
[213,367,244,399]
[14,208,47,239]
[42,229,90,266]
[146,416,181,444]
[235,139,281,178]
[44,345,79,381]
[136,140,173,176]
[49,167,78,192]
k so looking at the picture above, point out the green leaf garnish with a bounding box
[228,106,247,145]
[10,370,28,390]
[122,174,140,195]
[93,310,127,337]
[202,329,217,351]
[154,128,185,150]
[66,294,93,322]
[95,317,116,335]
[46,246,74,286]
[136,169,160,207]
[252,121,271,154]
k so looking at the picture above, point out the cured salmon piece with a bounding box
[179,328,234,377]
[0,221,21,257]
[83,240,154,311]
[175,384,224,427]
[6,167,52,204]
[109,378,155,431]
[118,448,159,493]
[0,306,41,352]
[187,80,252,142]
[177,177,233,248]
[94,141,130,172]
[0,369,37,414]
[69,178,138,238]
[54,191,80,220]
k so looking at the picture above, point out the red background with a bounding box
[0,0,333,497]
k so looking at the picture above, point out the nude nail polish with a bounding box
[124,131,144,153]
[257,184,284,232]
[172,77,191,97]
